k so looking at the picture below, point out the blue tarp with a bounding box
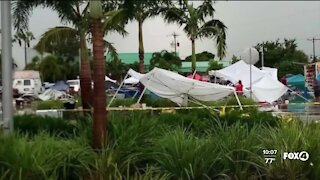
[50,81,69,91]
[287,74,305,90]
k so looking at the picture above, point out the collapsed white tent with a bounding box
[105,76,117,83]
[244,74,288,103]
[209,60,266,88]
[262,67,278,80]
[209,60,290,103]
[139,67,240,106]
[124,77,140,84]
[108,69,145,107]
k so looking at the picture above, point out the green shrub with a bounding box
[152,129,224,179]
[36,100,64,110]
[218,109,280,129]
[14,115,77,137]
[108,98,137,107]
[0,133,95,180]
[261,120,320,179]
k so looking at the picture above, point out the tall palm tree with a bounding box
[13,0,125,113]
[89,0,107,149]
[12,0,94,111]
[162,0,227,72]
[13,31,35,68]
[121,0,171,73]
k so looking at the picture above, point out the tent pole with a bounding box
[214,72,217,83]
[137,77,152,104]
[192,70,197,79]
[137,87,147,104]
[287,87,310,102]
[107,73,128,108]
[234,91,243,110]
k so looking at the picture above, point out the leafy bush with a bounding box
[36,100,64,110]
[2,109,320,179]
[0,133,95,180]
[14,115,77,137]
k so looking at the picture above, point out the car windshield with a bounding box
[67,81,79,85]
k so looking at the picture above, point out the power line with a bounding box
[307,37,320,62]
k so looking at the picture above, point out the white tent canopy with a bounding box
[209,60,290,103]
[209,60,266,88]
[128,69,144,80]
[124,77,140,84]
[262,67,278,80]
[244,74,288,103]
[105,76,116,83]
[139,68,239,106]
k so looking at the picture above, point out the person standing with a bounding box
[235,80,243,95]
[313,78,320,102]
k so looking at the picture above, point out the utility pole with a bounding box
[167,32,180,54]
[1,1,14,133]
[307,37,320,62]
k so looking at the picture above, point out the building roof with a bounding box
[105,52,231,73]
[105,52,153,65]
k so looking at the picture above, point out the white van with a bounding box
[66,79,80,92]
[13,70,43,95]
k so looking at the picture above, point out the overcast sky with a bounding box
[4,1,320,66]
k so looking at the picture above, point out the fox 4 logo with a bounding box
[283,151,309,161]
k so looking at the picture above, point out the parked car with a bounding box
[66,79,80,93]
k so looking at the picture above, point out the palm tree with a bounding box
[13,0,125,113]
[89,0,107,149]
[162,0,227,72]
[12,0,94,112]
[149,50,182,71]
[13,31,35,68]
[121,0,171,73]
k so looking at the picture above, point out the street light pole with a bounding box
[1,1,14,133]
[260,46,264,69]
[249,48,252,99]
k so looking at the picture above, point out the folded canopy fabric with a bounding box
[244,74,288,103]
[209,60,265,88]
[262,67,278,80]
[128,69,144,80]
[139,67,235,105]
[124,77,140,84]
[105,76,116,83]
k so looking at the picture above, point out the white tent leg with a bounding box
[287,87,310,102]
[192,70,197,79]
[107,73,128,108]
[137,76,153,104]
[137,87,147,104]
[234,91,243,110]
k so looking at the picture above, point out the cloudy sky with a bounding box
[4,1,320,68]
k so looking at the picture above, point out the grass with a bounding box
[1,108,320,179]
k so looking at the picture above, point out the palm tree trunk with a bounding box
[91,18,107,150]
[24,42,27,69]
[79,32,93,114]
[191,39,196,72]
[138,21,144,73]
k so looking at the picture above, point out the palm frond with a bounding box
[197,0,215,19]
[34,26,78,54]
[12,0,43,31]
[102,9,128,37]
[198,19,227,59]
[104,40,119,62]
[162,7,186,26]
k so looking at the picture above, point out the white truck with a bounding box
[13,70,43,95]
